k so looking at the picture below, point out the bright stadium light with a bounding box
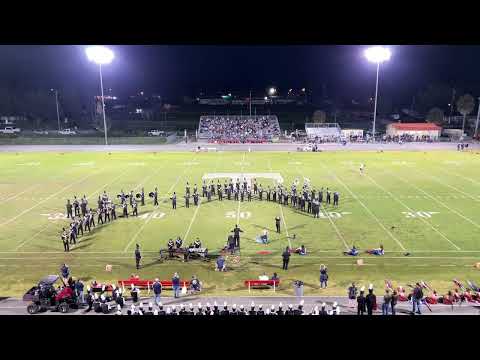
[86,46,114,65]
[268,87,277,96]
[364,46,391,64]
[86,46,114,145]
[364,46,391,141]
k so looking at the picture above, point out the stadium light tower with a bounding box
[85,46,114,145]
[50,88,61,132]
[364,46,391,141]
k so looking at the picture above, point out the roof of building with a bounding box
[388,122,442,131]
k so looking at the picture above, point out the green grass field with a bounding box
[1,149,480,297]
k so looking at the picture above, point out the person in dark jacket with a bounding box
[412,283,423,315]
[158,304,166,315]
[134,244,141,270]
[285,304,295,315]
[348,282,358,308]
[152,278,162,306]
[391,290,398,315]
[319,302,328,315]
[256,305,265,315]
[365,284,376,315]
[60,263,70,279]
[212,302,220,315]
[282,247,291,270]
[220,302,230,315]
[248,302,257,315]
[238,305,246,315]
[357,287,366,315]
[172,272,180,298]
[276,303,284,315]
[84,288,94,313]
[382,289,392,315]
[319,264,328,288]
[231,225,244,248]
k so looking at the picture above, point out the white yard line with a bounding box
[132,161,168,191]
[183,152,222,242]
[12,168,132,251]
[384,168,480,230]
[0,171,103,228]
[123,157,197,253]
[0,184,40,203]
[323,164,406,251]
[236,152,246,224]
[293,161,348,250]
[13,224,51,251]
[417,169,480,202]
[363,172,461,251]
[433,166,480,187]
[267,159,291,248]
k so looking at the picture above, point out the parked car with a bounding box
[33,130,49,135]
[58,129,77,135]
[0,126,21,134]
[148,129,165,136]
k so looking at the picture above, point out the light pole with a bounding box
[364,46,391,141]
[86,46,114,146]
[51,88,60,131]
[475,97,480,139]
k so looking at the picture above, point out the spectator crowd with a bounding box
[198,115,281,143]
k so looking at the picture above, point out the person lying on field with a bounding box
[294,245,307,255]
[344,246,359,256]
[365,245,384,256]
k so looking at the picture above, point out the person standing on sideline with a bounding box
[366,284,376,315]
[60,263,70,279]
[282,247,290,270]
[348,282,358,308]
[152,278,162,306]
[66,199,73,219]
[135,244,141,270]
[412,283,423,315]
[75,279,85,305]
[231,225,244,248]
[319,265,328,289]
[275,216,281,233]
[382,289,392,315]
[357,286,366,315]
[153,187,159,206]
[172,272,180,298]
[391,289,398,315]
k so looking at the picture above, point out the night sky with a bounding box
[0,45,479,107]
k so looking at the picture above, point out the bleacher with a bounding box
[305,123,342,141]
[198,115,281,143]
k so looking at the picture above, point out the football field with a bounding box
[1,149,480,297]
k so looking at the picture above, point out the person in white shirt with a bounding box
[258,272,269,281]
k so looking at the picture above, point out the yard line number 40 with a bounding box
[402,211,439,218]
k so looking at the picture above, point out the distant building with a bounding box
[386,122,442,139]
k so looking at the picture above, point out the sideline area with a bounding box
[2,295,478,315]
